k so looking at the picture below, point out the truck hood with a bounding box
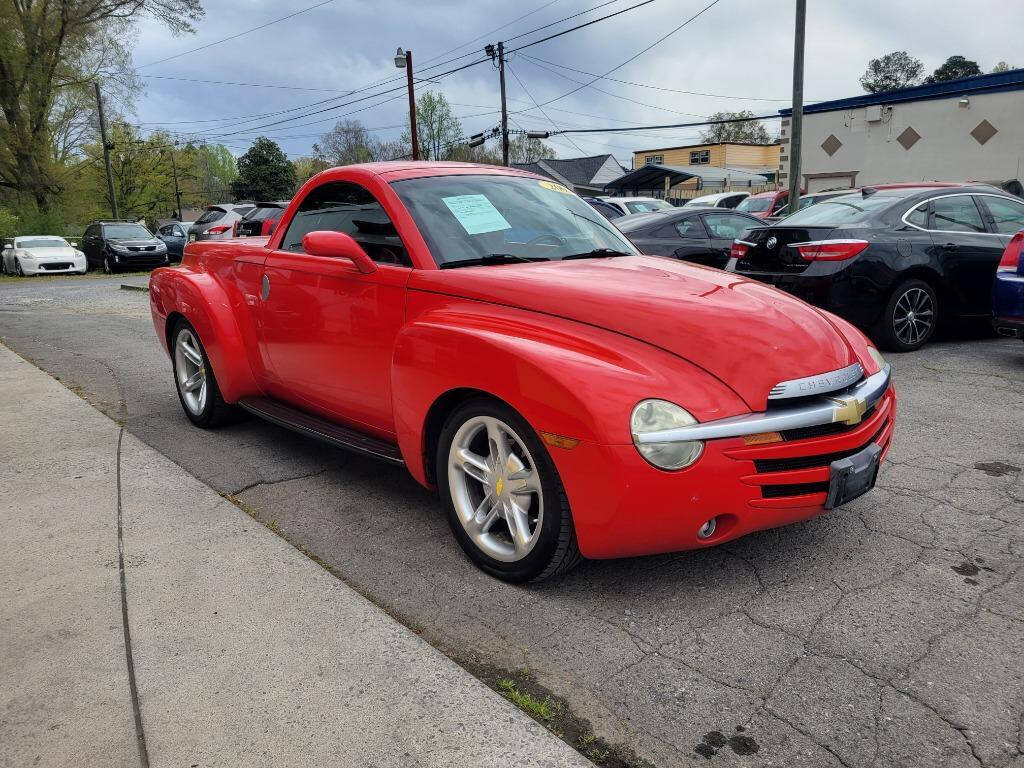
[410,255,858,411]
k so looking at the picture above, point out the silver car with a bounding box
[187,203,255,242]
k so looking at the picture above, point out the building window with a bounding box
[644,155,663,166]
[689,150,710,165]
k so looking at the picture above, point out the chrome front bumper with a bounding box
[636,365,892,444]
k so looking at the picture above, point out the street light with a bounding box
[395,47,419,161]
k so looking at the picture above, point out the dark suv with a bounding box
[81,221,170,273]
[728,185,1024,351]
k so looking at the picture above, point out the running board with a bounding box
[237,396,404,466]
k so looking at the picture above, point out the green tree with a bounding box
[177,143,237,203]
[991,61,1013,73]
[860,51,923,93]
[925,55,982,83]
[508,135,556,164]
[700,111,772,145]
[404,91,464,160]
[291,156,322,187]
[0,0,202,212]
[231,137,296,200]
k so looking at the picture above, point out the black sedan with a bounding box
[615,208,763,269]
[728,185,1024,351]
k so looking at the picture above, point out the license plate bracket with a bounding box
[825,443,882,510]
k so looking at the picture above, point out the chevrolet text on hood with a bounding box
[147,162,896,583]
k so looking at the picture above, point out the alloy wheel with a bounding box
[103,255,112,274]
[892,286,934,347]
[447,415,544,562]
[174,328,208,416]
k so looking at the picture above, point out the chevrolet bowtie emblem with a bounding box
[829,395,868,425]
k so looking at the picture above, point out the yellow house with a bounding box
[633,142,781,182]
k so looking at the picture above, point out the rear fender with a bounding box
[392,298,748,486]
[149,266,258,403]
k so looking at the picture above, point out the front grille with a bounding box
[762,482,829,498]
[41,262,72,270]
[127,245,156,252]
[755,424,886,473]
[781,404,877,441]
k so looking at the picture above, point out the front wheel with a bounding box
[102,254,115,274]
[437,398,582,582]
[876,278,938,352]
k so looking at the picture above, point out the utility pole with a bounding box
[169,146,183,219]
[787,0,806,213]
[395,48,419,160]
[94,82,119,219]
[498,41,509,166]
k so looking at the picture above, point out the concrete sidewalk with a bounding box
[0,343,590,768]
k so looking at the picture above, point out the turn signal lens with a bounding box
[867,346,886,371]
[793,239,869,261]
[998,232,1023,272]
[630,400,703,470]
[742,431,783,445]
[208,225,231,235]
[540,432,579,450]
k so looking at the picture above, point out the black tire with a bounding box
[876,278,938,352]
[436,397,582,583]
[170,317,239,428]
[15,260,25,277]
[102,253,116,275]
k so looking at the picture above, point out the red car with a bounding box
[149,162,896,582]
[736,189,793,219]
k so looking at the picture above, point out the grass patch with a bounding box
[0,270,152,284]
[497,678,558,721]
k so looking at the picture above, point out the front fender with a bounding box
[392,295,749,486]
[149,266,258,403]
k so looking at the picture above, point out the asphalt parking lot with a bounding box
[1,274,1022,768]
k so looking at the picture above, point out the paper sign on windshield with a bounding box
[442,195,512,235]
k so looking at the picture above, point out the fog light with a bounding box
[697,517,717,539]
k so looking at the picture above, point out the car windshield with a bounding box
[104,224,152,239]
[391,175,639,267]
[625,200,672,214]
[17,238,68,248]
[737,196,773,213]
[780,194,896,226]
[194,208,226,225]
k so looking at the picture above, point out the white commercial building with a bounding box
[779,68,1024,193]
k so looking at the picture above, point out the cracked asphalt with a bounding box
[1,275,1022,767]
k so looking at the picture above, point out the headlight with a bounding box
[630,399,704,470]
[867,346,886,370]
[111,244,130,254]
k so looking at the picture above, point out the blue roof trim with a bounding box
[780,67,1024,116]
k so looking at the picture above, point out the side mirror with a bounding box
[70,241,78,247]
[301,231,377,274]
[2,244,11,250]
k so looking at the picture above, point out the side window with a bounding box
[770,196,789,214]
[979,196,1024,235]
[673,218,704,238]
[704,213,756,239]
[905,203,928,228]
[280,181,410,266]
[931,195,985,233]
[158,225,171,236]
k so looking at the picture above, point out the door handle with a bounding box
[941,243,959,250]
[260,274,270,301]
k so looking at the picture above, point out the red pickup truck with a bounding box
[150,162,894,582]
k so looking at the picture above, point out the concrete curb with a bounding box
[119,283,148,292]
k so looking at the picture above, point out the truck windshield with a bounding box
[390,175,638,267]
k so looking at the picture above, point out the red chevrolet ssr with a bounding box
[150,162,896,582]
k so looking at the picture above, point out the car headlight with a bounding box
[630,399,704,470]
[867,346,885,370]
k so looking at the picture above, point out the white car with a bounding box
[2,236,87,276]
[682,191,751,209]
[600,196,675,216]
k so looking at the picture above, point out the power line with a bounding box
[140,74,352,93]
[506,63,585,154]
[519,53,810,102]
[519,0,725,110]
[137,0,337,69]
[549,111,780,135]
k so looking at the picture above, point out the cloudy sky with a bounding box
[129,0,1023,168]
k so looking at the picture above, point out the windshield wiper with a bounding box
[561,248,634,261]
[440,253,544,269]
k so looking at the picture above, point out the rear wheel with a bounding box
[437,398,582,582]
[171,318,237,427]
[877,278,938,352]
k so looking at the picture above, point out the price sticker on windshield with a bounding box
[538,180,572,195]
[442,195,512,235]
